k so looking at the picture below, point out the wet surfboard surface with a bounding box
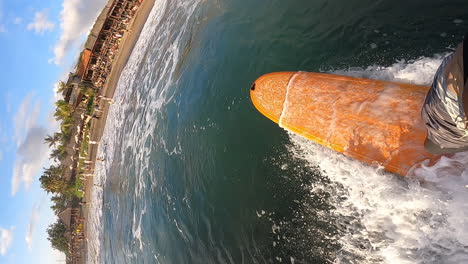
[250,71,439,176]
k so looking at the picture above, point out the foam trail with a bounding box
[286,55,468,263]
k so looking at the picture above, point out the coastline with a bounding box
[82,0,155,260]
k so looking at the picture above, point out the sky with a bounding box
[0,0,107,263]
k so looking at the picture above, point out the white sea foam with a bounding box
[86,0,202,262]
[286,55,468,263]
[86,0,170,262]
[132,202,146,251]
[332,55,446,85]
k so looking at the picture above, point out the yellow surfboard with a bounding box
[250,71,439,176]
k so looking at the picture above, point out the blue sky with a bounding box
[0,0,107,263]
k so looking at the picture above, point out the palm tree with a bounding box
[54,100,72,121]
[57,145,68,158]
[40,172,66,193]
[50,194,70,214]
[57,81,68,93]
[50,147,67,162]
[44,133,62,147]
[46,220,70,254]
[60,118,74,140]
[43,165,62,177]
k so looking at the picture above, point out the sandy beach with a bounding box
[82,0,155,259]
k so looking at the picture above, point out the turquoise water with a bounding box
[87,0,468,263]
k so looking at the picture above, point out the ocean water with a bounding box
[87,0,468,263]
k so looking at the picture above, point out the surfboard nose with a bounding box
[250,72,296,123]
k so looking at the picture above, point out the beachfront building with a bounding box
[45,1,145,262]
[58,207,86,264]
[76,0,141,89]
[63,74,80,102]
[59,0,144,208]
[63,74,85,109]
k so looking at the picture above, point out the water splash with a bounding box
[286,55,468,263]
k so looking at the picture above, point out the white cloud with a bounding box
[52,0,107,64]
[53,81,65,101]
[13,17,22,25]
[25,204,41,250]
[13,93,41,146]
[0,150,3,161]
[0,227,15,256]
[12,127,49,196]
[0,25,6,33]
[11,94,49,196]
[27,9,55,34]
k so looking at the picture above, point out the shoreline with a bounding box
[82,0,155,260]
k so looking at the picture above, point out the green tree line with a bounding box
[40,80,96,255]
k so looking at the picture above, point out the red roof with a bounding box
[76,49,93,78]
